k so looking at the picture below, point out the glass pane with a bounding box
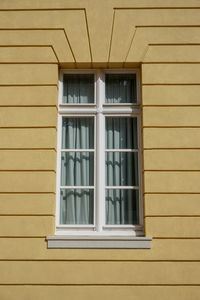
[60,189,94,224]
[62,117,94,149]
[106,74,137,103]
[106,117,137,149]
[61,152,94,186]
[106,189,139,225]
[106,152,138,186]
[63,74,94,103]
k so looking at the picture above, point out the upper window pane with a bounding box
[63,74,94,104]
[105,74,137,103]
[62,117,94,149]
[106,117,138,149]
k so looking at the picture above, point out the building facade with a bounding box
[0,0,200,299]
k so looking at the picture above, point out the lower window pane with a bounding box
[60,189,94,225]
[105,189,139,225]
[61,152,94,186]
[106,152,138,186]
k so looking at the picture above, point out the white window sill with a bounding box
[46,236,152,249]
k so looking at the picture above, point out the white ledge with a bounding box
[46,236,152,249]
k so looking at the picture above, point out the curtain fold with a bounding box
[61,152,94,186]
[106,190,139,225]
[63,74,94,103]
[60,189,93,224]
[106,74,137,103]
[106,152,138,186]
[106,117,138,149]
[62,117,94,149]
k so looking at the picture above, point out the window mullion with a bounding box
[96,70,105,232]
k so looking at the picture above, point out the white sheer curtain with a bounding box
[63,74,94,103]
[106,74,137,103]
[106,190,139,225]
[60,117,94,224]
[60,189,93,225]
[105,117,139,225]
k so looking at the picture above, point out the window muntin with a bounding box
[57,70,143,235]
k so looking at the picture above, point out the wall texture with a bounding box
[0,0,200,299]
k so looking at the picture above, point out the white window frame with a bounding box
[55,69,144,237]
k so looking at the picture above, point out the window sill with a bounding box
[46,236,152,249]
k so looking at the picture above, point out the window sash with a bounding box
[56,69,143,235]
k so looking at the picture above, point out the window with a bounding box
[55,70,143,237]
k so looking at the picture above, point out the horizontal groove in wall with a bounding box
[0,214,54,217]
[0,259,200,263]
[0,170,56,172]
[145,193,200,197]
[0,105,57,108]
[0,192,55,194]
[0,45,55,47]
[0,215,54,217]
[0,62,58,64]
[0,127,57,129]
[115,7,200,10]
[0,236,198,240]
[142,105,200,107]
[142,83,200,86]
[143,62,200,64]
[151,237,200,240]
[0,62,58,65]
[145,193,200,195]
[143,148,200,150]
[153,237,200,239]
[0,8,85,12]
[137,25,200,28]
[145,215,200,218]
[0,283,199,286]
[0,191,56,195]
[149,43,200,46]
[0,6,199,11]
[0,28,69,31]
[144,170,200,172]
[0,148,56,151]
[143,126,200,128]
[0,236,47,238]
[0,84,57,87]
[144,192,200,194]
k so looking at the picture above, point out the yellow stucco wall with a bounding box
[0,0,200,299]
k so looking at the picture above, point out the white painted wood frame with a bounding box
[55,69,144,237]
